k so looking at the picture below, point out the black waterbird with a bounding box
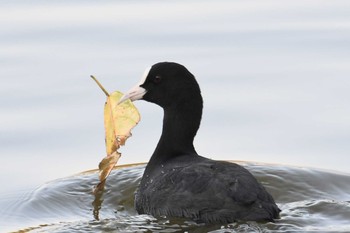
[119,62,280,223]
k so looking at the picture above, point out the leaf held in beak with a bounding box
[91,76,141,193]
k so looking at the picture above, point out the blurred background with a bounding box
[1,0,349,194]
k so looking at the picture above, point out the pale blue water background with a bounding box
[1,0,350,231]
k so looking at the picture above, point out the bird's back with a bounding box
[135,155,280,223]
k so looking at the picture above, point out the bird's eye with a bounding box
[154,75,162,84]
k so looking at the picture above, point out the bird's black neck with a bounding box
[147,92,203,168]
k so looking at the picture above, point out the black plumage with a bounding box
[121,62,280,223]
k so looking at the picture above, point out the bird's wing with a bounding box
[149,160,264,209]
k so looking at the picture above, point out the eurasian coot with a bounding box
[119,62,280,223]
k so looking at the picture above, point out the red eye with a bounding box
[154,75,162,84]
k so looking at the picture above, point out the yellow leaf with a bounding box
[91,76,141,193]
[95,151,121,192]
[104,91,140,155]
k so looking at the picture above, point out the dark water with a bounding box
[2,162,350,233]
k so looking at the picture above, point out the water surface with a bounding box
[2,163,350,232]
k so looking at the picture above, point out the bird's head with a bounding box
[119,62,201,109]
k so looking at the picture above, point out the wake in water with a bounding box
[3,163,350,232]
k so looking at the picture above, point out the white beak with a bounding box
[118,85,147,104]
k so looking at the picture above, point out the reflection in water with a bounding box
[3,163,350,232]
[92,189,103,221]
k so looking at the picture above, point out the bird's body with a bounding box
[120,62,280,223]
[136,156,279,223]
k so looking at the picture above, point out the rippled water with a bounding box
[3,163,350,232]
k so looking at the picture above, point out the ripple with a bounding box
[4,163,350,232]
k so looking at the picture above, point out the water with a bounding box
[2,163,350,232]
[1,0,350,231]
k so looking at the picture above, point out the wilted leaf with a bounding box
[104,91,140,155]
[95,151,121,192]
[91,76,140,193]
